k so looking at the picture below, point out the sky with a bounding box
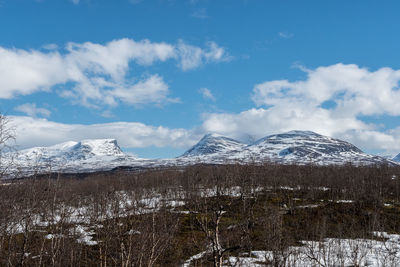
[1,0,400,158]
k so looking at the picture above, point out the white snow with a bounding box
[185,233,400,267]
[176,130,395,167]
[71,225,98,246]
[3,131,397,177]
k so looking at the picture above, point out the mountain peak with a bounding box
[201,133,225,139]
[179,130,391,166]
[14,138,126,164]
[182,133,244,157]
[78,139,123,156]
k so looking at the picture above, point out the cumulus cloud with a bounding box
[110,75,179,106]
[0,47,68,98]
[0,38,228,108]
[60,74,178,108]
[201,63,400,154]
[252,64,400,116]
[9,116,200,150]
[15,103,51,118]
[199,88,215,101]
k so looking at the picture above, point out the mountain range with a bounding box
[3,130,398,176]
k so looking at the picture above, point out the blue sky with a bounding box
[1,0,400,158]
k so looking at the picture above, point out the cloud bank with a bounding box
[10,116,199,151]
[0,38,229,108]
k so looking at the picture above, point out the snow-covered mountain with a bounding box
[6,139,138,174]
[3,131,397,177]
[241,130,390,165]
[15,139,126,161]
[182,133,245,157]
[178,131,394,166]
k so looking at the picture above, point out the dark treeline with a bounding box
[1,163,400,266]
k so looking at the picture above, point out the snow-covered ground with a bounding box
[4,190,186,246]
[184,233,400,267]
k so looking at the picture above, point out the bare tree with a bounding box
[0,114,16,179]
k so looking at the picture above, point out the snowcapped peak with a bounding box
[182,133,245,157]
[78,139,123,156]
[5,131,396,177]
[12,138,129,170]
[177,131,392,166]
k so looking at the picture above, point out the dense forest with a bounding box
[1,163,400,266]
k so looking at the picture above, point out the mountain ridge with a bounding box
[179,130,393,166]
[4,131,398,176]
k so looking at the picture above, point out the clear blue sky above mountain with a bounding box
[1,0,400,158]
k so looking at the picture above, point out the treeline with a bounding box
[1,163,400,266]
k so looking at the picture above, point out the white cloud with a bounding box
[15,103,51,118]
[9,116,199,150]
[0,38,228,108]
[0,47,68,98]
[252,64,400,116]
[176,40,230,71]
[64,39,175,81]
[201,63,400,154]
[71,0,80,4]
[199,88,215,101]
[60,74,178,108]
[109,75,179,106]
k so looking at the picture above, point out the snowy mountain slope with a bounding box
[240,130,389,165]
[3,131,397,177]
[5,139,139,174]
[178,131,394,166]
[181,133,245,157]
[15,139,126,162]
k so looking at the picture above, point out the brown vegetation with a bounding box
[1,163,400,266]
